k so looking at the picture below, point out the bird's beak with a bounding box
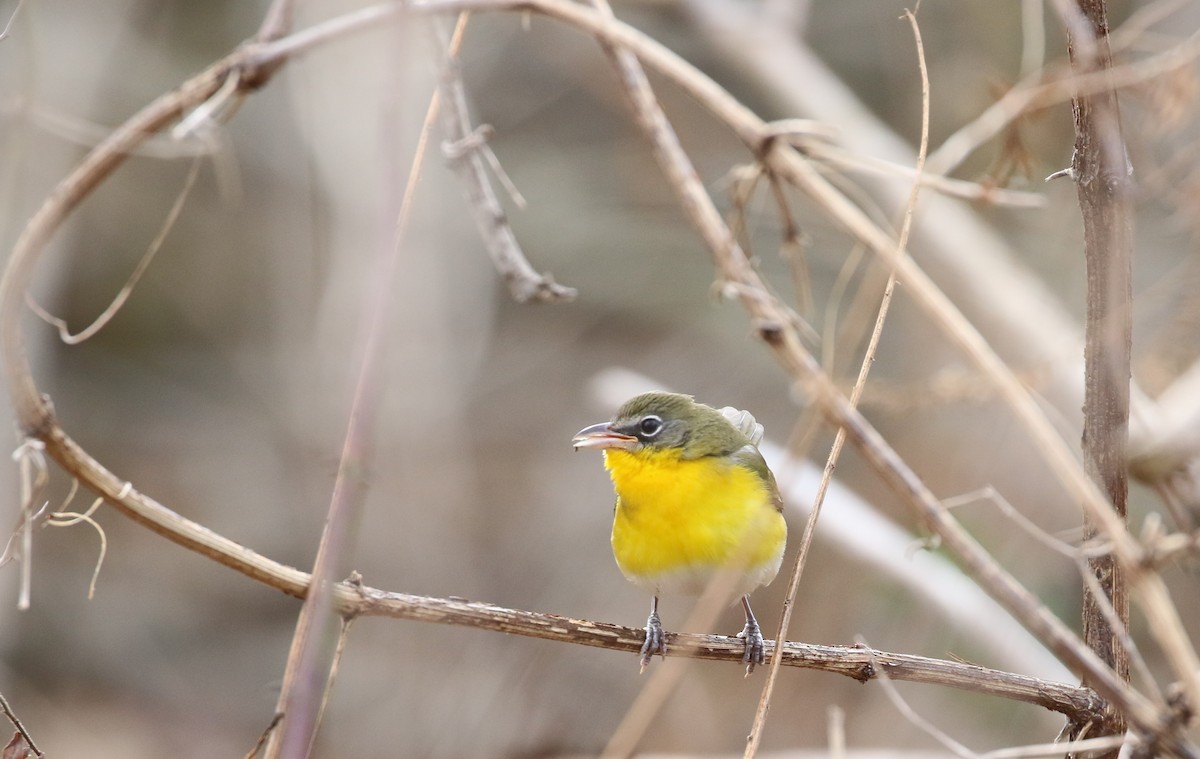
[572,422,639,451]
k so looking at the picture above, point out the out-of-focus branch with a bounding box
[255,0,295,43]
[0,0,24,44]
[436,20,576,304]
[926,25,1200,177]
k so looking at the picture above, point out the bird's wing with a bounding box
[720,406,764,446]
[731,444,785,513]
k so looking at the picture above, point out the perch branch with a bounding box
[346,585,1100,720]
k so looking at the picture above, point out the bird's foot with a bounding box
[737,617,765,676]
[639,610,666,673]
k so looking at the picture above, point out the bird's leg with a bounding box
[737,594,766,675]
[640,595,666,672]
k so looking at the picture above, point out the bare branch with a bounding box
[436,21,576,303]
[348,585,1101,720]
[927,25,1200,177]
[267,15,476,758]
[1060,1,1135,743]
[800,140,1047,207]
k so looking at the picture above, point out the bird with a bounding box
[572,391,787,674]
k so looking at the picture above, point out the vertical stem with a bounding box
[1064,0,1132,739]
[262,17,474,756]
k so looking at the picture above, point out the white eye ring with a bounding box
[638,415,664,437]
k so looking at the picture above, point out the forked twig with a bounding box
[436,21,575,303]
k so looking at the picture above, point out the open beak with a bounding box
[572,422,639,452]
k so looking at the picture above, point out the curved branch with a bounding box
[12,405,1106,723]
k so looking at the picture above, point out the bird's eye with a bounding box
[639,416,663,437]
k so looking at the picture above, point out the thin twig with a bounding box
[23,105,218,159]
[26,156,202,345]
[799,140,1046,207]
[861,637,976,759]
[0,0,25,43]
[11,439,47,610]
[747,10,930,757]
[0,691,40,758]
[255,0,295,43]
[861,636,1131,759]
[1019,0,1047,80]
[243,713,283,759]
[311,616,356,744]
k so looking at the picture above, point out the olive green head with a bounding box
[572,391,749,459]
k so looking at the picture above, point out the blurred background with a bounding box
[1,0,1199,756]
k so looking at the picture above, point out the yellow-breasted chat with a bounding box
[573,391,787,673]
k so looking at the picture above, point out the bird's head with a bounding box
[572,391,746,458]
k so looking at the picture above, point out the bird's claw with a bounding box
[639,610,667,672]
[737,618,765,676]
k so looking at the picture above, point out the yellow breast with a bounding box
[604,447,787,595]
